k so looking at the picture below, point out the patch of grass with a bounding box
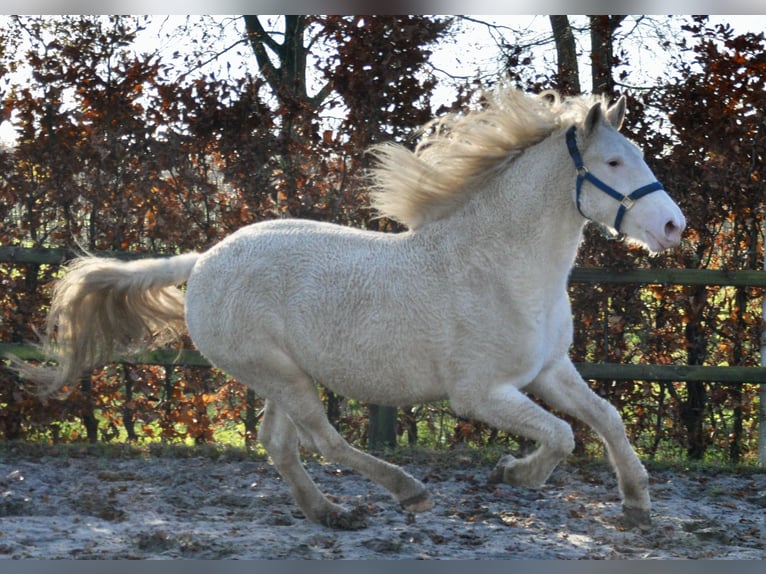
[381,443,533,470]
[640,456,766,476]
[561,452,766,478]
[0,439,267,463]
[0,440,148,461]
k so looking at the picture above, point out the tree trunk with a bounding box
[368,405,397,451]
[589,15,625,95]
[550,16,581,95]
[242,15,333,218]
[728,270,752,463]
[122,365,137,442]
[326,390,342,431]
[682,285,708,460]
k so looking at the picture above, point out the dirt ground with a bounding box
[0,446,764,560]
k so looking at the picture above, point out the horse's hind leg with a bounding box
[277,380,433,514]
[527,357,651,528]
[259,400,366,529]
[257,376,432,527]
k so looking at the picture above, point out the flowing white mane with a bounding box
[368,88,607,229]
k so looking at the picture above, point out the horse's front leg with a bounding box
[452,382,576,489]
[526,357,651,529]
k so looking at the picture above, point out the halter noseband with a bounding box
[565,125,664,234]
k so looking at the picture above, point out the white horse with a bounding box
[10,88,685,530]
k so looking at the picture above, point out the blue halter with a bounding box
[565,125,664,234]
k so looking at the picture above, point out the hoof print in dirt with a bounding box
[321,505,368,530]
[362,537,402,553]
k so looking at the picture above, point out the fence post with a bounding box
[79,375,99,443]
[760,238,766,466]
[368,405,397,451]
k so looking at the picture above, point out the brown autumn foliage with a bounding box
[0,16,763,463]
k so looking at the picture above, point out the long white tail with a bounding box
[8,252,199,397]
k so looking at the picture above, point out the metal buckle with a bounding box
[620,196,635,210]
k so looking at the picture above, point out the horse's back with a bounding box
[185,219,381,344]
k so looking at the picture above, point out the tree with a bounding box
[589,15,626,95]
[549,16,580,95]
[240,15,451,223]
[498,15,764,461]
[241,16,452,448]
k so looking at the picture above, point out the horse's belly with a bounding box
[300,354,450,407]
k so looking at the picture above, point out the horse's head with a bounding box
[568,98,686,253]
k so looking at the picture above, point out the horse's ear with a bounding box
[584,97,626,135]
[606,96,626,130]
[583,102,604,135]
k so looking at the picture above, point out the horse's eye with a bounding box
[608,159,622,167]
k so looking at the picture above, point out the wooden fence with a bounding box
[2,246,765,459]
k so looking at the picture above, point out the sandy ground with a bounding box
[0,448,764,560]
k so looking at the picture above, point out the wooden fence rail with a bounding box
[3,245,765,286]
[2,344,766,384]
[569,266,766,287]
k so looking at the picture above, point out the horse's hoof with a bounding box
[488,455,545,488]
[320,505,369,530]
[621,504,651,530]
[487,454,516,484]
[399,490,433,513]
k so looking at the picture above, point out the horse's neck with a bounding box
[418,135,585,284]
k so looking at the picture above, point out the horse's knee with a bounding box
[548,418,575,457]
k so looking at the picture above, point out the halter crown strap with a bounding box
[565,125,664,234]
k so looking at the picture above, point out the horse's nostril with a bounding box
[665,219,684,240]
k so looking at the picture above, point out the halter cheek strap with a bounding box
[565,126,664,234]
